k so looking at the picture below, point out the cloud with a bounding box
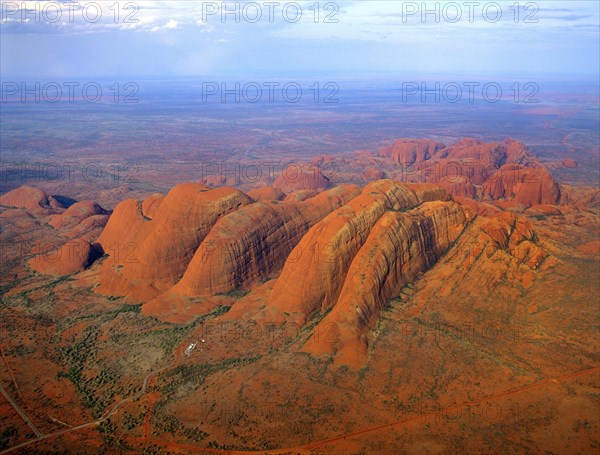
[165,19,178,29]
[0,0,199,34]
[150,19,179,32]
[1,0,597,77]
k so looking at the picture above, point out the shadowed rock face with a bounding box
[170,184,361,297]
[268,180,452,324]
[297,204,550,369]
[304,201,467,367]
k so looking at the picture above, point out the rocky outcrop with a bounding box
[13,172,558,372]
[436,138,527,168]
[479,212,547,269]
[432,210,551,301]
[29,238,99,277]
[319,206,554,368]
[48,201,107,229]
[378,139,443,166]
[247,187,286,202]
[268,180,452,324]
[304,201,467,366]
[416,138,530,186]
[272,163,331,193]
[96,183,253,300]
[64,215,109,240]
[0,186,62,211]
[166,185,361,298]
[362,167,385,181]
[439,176,477,199]
[482,164,560,206]
[97,198,147,252]
[559,185,600,208]
[284,190,319,203]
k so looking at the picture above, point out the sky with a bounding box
[0,1,599,78]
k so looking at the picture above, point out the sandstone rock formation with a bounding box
[482,164,560,206]
[439,175,477,199]
[272,163,331,193]
[166,184,360,298]
[304,201,467,366]
[559,185,600,208]
[0,186,62,211]
[268,180,452,324]
[416,138,530,186]
[48,201,107,229]
[362,167,385,181]
[64,215,109,240]
[11,167,563,372]
[436,138,527,167]
[96,183,253,300]
[97,198,147,251]
[422,209,551,304]
[378,139,443,166]
[247,186,286,202]
[283,190,319,202]
[29,238,98,277]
